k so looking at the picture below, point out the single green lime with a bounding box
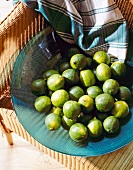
[103,116,120,133]
[63,100,81,119]
[102,79,119,95]
[45,113,61,130]
[67,47,80,58]
[78,95,94,113]
[70,54,87,70]
[95,93,114,112]
[80,69,96,87]
[117,86,131,102]
[87,86,103,98]
[51,89,69,107]
[34,96,51,113]
[96,63,111,81]
[50,107,64,117]
[110,61,126,79]
[69,123,88,142]
[31,79,47,96]
[62,69,79,85]
[69,86,84,101]
[59,61,71,73]
[93,51,110,65]
[96,112,108,121]
[62,115,77,130]
[86,57,93,67]
[42,69,59,80]
[47,74,65,91]
[87,118,103,137]
[77,113,93,126]
[111,101,129,118]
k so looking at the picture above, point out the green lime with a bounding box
[103,116,120,133]
[78,95,94,113]
[70,54,87,70]
[63,100,81,119]
[117,86,131,102]
[34,96,51,113]
[51,89,69,107]
[87,118,103,137]
[69,86,84,101]
[102,79,119,95]
[45,113,61,130]
[93,51,110,65]
[50,107,63,117]
[80,69,96,87]
[47,74,65,91]
[96,63,111,81]
[67,47,80,58]
[77,113,93,126]
[42,69,59,80]
[86,57,93,67]
[31,79,47,96]
[59,61,71,73]
[110,61,126,79]
[87,86,103,98]
[62,115,77,130]
[62,69,79,84]
[96,112,108,121]
[95,93,114,112]
[111,101,129,118]
[69,123,88,142]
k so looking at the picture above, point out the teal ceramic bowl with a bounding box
[11,28,133,157]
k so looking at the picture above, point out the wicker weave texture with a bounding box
[0,1,133,170]
[1,108,133,170]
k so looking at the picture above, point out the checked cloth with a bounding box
[19,0,129,61]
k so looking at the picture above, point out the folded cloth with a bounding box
[20,0,129,61]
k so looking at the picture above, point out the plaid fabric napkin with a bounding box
[20,0,129,61]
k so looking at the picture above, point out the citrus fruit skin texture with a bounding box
[63,100,81,119]
[77,113,93,126]
[102,79,119,95]
[70,54,87,70]
[78,95,94,113]
[117,86,131,101]
[86,57,92,67]
[69,86,84,101]
[103,116,120,133]
[87,118,103,137]
[31,79,47,96]
[50,107,63,117]
[59,61,71,73]
[69,123,88,142]
[51,89,69,107]
[67,47,80,58]
[95,93,114,112]
[93,51,110,64]
[43,69,59,79]
[47,74,65,91]
[34,96,52,113]
[110,61,126,79]
[45,113,61,130]
[87,86,103,98]
[62,68,79,84]
[80,69,96,87]
[62,115,76,130]
[96,63,111,81]
[111,101,129,118]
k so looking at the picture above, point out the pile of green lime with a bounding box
[31,49,131,143]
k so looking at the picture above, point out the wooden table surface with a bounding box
[0,132,70,170]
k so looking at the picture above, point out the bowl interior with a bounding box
[11,27,133,157]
